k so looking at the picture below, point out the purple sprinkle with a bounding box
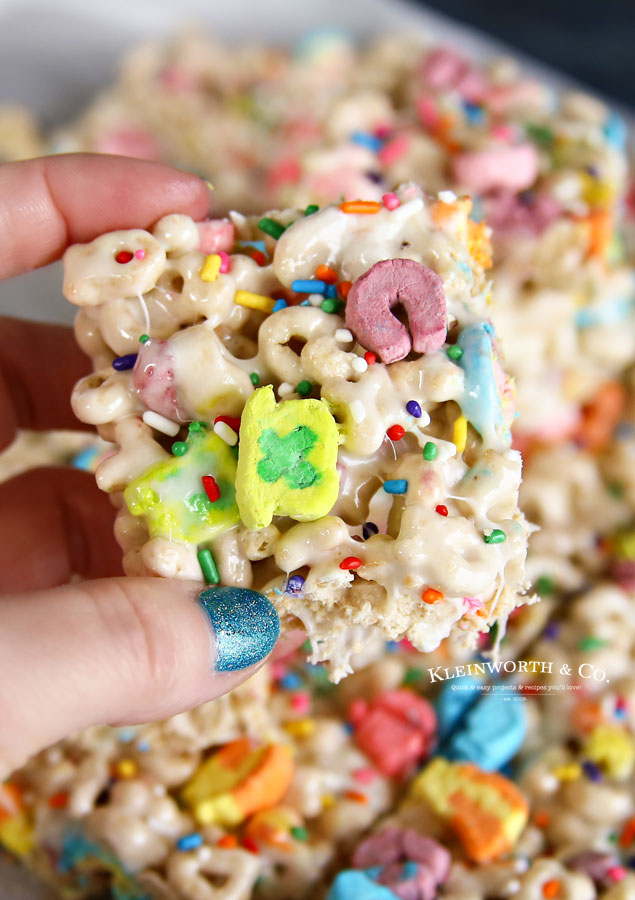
[362,522,379,540]
[406,400,422,418]
[112,353,138,371]
[543,621,561,640]
[365,171,384,184]
[582,760,603,782]
[286,574,305,594]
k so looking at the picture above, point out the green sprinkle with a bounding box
[535,575,554,595]
[577,636,608,652]
[188,421,204,434]
[304,204,319,216]
[198,548,220,585]
[607,481,624,499]
[423,441,438,461]
[447,345,463,360]
[526,123,554,145]
[321,298,338,314]
[296,380,313,397]
[290,826,309,842]
[139,333,150,344]
[609,832,618,844]
[403,668,424,685]
[258,217,286,240]
[484,529,506,544]
[490,620,499,644]
[171,441,188,456]
[301,639,312,654]
[250,372,261,386]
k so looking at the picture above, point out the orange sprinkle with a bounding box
[48,792,69,810]
[338,281,352,298]
[533,811,550,828]
[0,783,23,822]
[316,264,338,284]
[422,588,444,605]
[619,817,635,848]
[340,200,382,214]
[542,880,562,899]
[217,834,238,849]
[345,790,368,804]
[574,380,626,452]
[467,219,493,270]
[585,210,612,259]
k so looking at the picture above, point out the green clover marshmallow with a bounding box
[236,386,340,530]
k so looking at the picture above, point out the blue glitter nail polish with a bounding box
[198,586,280,672]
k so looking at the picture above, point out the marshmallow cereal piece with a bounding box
[409,758,529,863]
[181,738,294,827]
[124,425,240,544]
[236,385,340,530]
[345,258,447,364]
[452,144,539,194]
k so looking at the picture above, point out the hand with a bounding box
[0,154,280,777]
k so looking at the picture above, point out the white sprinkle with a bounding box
[278,382,294,397]
[228,210,247,227]
[142,410,180,436]
[335,328,354,343]
[502,880,521,896]
[438,189,458,204]
[391,196,424,221]
[351,357,368,374]
[213,420,238,446]
[308,293,323,307]
[349,400,367,423]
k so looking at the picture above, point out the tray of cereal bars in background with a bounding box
[1,0,635,898]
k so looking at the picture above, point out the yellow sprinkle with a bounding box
[283,719,316,738]
[234,290,275,313]
[321,794,336,809]
[200,253,222,282]
[453,415,467,454]
[116,759,137,779]
[553,763,582,781]
[0,814,33,857]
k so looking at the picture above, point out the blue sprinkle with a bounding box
[112,353,138,371]
[401,861,419,880]
[137,741,150,753]
[324,284,337,299]
[292,279,328,294]
[280,672,302,690]
[615,422,634,440]
[463,101,485,124]
[176,832,204,852]
[286,574,306,594]
[383,479,408,494]
[272,299,287,312]
[350,131,383,153]
[405,400,421,418]
[582,760,603,782]
[604,111,627,150]
[236,240,267,254]
[71,445,100,471]
[300,300,311,306]
[615,707,626,719]
[469,197,484,223]
[117,727,137,743]
[343,722,354,734]
[385,640,400,653]
[362,521,379,540]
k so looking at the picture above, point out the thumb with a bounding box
[0,578,279,777]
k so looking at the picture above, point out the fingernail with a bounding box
[198,586,280,672]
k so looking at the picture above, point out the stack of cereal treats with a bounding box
[0,28,634,900]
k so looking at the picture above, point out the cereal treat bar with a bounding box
[62,185,531,679]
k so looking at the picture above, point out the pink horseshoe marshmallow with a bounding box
[452,143,539,194]
[345,258,447,364]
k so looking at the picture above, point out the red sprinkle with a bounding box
[115,250,134,264]
[250,250,268,267]
[435,504,449,516]
[48,792,69,809]
[242,836,260,854]
[214,415,241,433]
[340,557,363,570]
[202,475,221,503]
[364,351,377,365]
[338,281,352,298]
[386,424,405,441]
[316,264,338,284]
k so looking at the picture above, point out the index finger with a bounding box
[0,153,211,280]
